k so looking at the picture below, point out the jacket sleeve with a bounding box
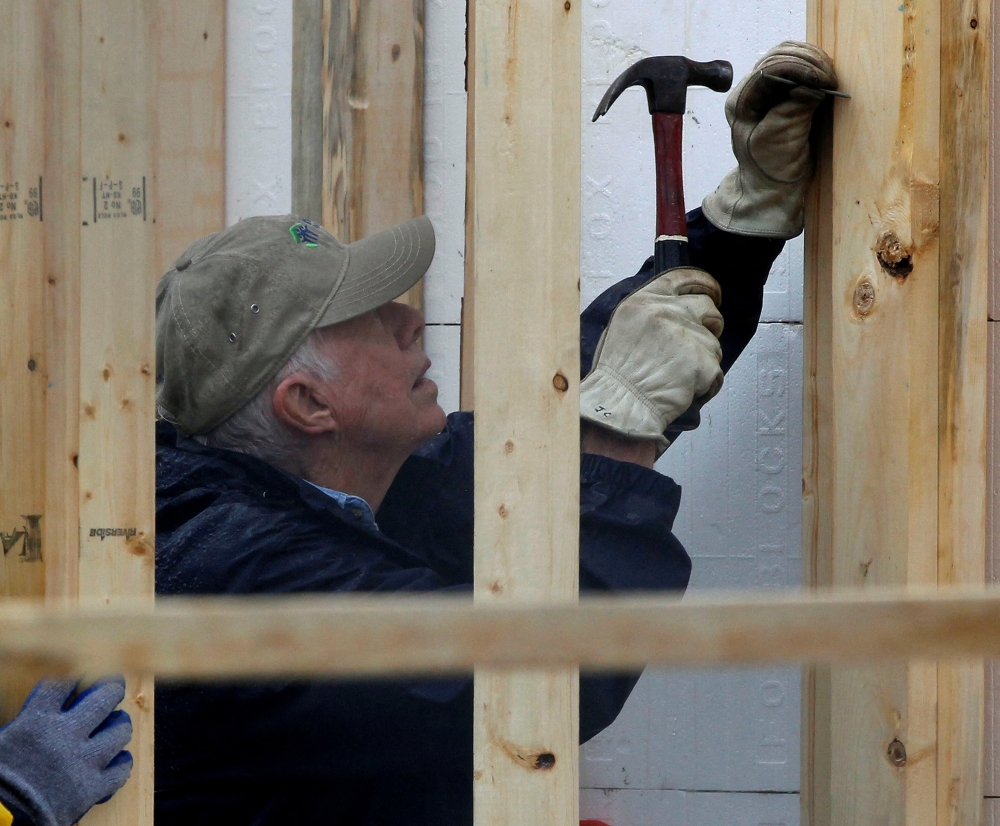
[580,207,784,438]
[379,413,691,743]
[581,207,785,378]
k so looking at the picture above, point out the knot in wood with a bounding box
[552,372,569,393]
[887,738,907,767]
[875,231,913,278]
[533,752,556,770]
[853,280,876,317]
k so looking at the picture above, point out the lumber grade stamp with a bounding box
[0,3,223,823]
[77,2,157,823]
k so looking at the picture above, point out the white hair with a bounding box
[193,330,340,467]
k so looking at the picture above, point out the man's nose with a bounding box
[390,301,426,349]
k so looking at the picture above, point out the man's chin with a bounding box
[429,404,447,434]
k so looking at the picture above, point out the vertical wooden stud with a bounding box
[292,0,425,309]
[801,6,835,822]
[0,0,51,718]
[42,0,83,606]
[78,3,157,822]
[938,1,989,823]
[2,1,224,820]
[0,2,48,601]
[804,2,943,825]
[154,0,226,276]
[469,1,581,825]
[292,0,325,222]
[804,0,990,824]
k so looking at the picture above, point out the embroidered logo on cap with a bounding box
[289,220,320,247]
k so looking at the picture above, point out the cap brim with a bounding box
[316,215,436,327]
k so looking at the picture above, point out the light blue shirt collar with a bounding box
[305,481,378,530]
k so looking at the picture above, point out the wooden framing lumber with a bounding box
[0,0,51,723]
[153,0,226,276]
[78,5,158,822]
[0,2,48,604]
[987,0,1000,799]
[1,588,1000,679]
[0,2,225,821]
[804,1,991,824]
[292,0,324,222]
[467,2,581,824]
[41,0,83,607]
[292,0,425,309]
[804,4,941,818]
[938,1,990,821]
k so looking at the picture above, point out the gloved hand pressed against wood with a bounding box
[580,266,724,454]
[702,41,838,239]
[579,41,834,452]
[0,677,133,826]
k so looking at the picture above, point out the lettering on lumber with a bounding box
[78,4,158,824]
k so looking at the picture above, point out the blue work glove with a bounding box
[0,677,133,826]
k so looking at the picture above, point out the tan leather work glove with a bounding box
[702,41,838,240]
[580,268,724,455]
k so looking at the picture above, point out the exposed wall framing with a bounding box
[803,1,991,824]
[0,1,225,822]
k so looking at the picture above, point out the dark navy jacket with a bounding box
[154,210,783,826]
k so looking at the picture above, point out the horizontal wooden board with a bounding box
[2,588,1000,679]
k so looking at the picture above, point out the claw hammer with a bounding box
[593,56,734,275]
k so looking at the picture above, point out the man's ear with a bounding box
[272,373,339,435]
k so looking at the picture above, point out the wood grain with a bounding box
[983,324,1000,796]
[292,0,324,221]
[805,0,992,823]
[78,3,157,822]
[41,0,82,605]
[153,0,226,276]
[291,0,425,309]
[1,588,1000,678]
[801,5,835,818]
[836,2,940,817]
[0,0,52,722]
[0,1,48,600]
[803,1,945,824]
[939,1,990,822]
[987,323,1000,797]
[468,1,581,824]
[987,0,1000,801]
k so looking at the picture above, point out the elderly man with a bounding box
[154,43,834,826]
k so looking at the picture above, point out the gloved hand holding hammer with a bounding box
[581,41,838,454]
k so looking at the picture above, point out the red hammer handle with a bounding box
[652,112,688,239]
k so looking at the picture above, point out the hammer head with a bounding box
[593,56,734,121]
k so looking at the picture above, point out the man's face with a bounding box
[312,301,446,456]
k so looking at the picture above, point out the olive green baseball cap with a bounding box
[156,214,435,435]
